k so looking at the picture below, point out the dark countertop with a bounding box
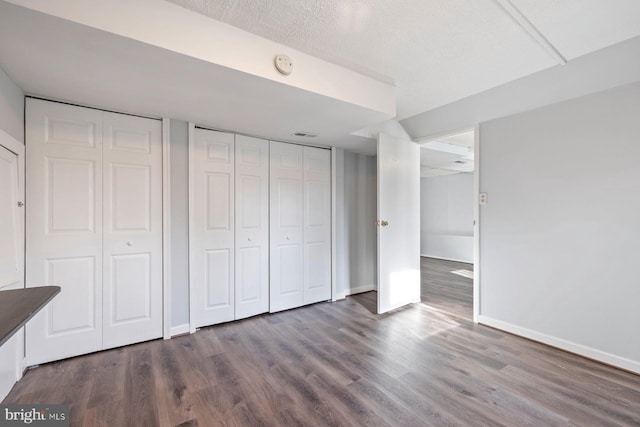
[0,286,60,347]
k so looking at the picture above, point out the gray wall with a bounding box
[0,66,23,143]
[335,149,377,296]
[420,173,473,263]
[479,81,640,371]
[169,120,190,327]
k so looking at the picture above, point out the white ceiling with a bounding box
[1,0,640,153]
[166,0,640,119]
[420,130,474,177]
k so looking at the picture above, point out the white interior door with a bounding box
[102,112,163,348]
[0,141,23,291]
[191,128,235,327]
[235,135,269,319]
[377,133,421,314]
[270,141,304,312]
[0,133,25,401]
[303,147,331,304]
[26,99,104,364]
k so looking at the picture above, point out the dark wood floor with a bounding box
[4,258,640,426]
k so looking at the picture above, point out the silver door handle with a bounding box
[126,241,134,246]
[17,201,24,207]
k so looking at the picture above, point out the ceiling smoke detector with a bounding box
[293,132,318,138]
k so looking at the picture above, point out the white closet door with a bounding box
[26,99,104,364]
[269,141,304,312]
[191,128,235,327]
[303,147,331,304]
[102,112,163,348]
[235,135,269,319]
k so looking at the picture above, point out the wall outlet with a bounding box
[479,192,487,205]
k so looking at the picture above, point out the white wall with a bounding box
[0,65,23,401]
[420,173,474,263]
[0,66,23,144]
[479,81,640,373]
[335,149,377,297]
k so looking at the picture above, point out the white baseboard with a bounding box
[478,315,640,374]
[346,284,375,296]
[332,291,347,301]
[170,324,190,337]
[421,254,473,264]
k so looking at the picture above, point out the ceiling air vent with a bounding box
[293,132,318,138]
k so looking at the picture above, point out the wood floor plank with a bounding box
[3,257,639,426]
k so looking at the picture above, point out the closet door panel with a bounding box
[192,129,235,327]
[303,147,331,304]
[235,135,269,319]
[102,112,162,348]
[26,99,104,365]
[269,142,304,312]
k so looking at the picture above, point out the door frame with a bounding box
[162,118,172,339]
[415,125,480,322]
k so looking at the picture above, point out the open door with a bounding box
[377,133,420,314]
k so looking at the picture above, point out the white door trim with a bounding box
[330,147,337,302]
[187,122,196,334]
[162,118,172,339]
[473,124,480,323]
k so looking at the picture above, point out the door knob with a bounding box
[377,220,389,227]
[248,237,252,242]
[286,236,290,240]
[126,241,134,246]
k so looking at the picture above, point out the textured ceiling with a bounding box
[166,0,640,120]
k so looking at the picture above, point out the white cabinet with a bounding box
[270,142,331,312]
[25,99,163,364]
[190,129,270,327]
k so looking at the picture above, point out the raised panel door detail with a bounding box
[278,180,301,227]
[306,243,327,289]
[45,117,96,147]
[205,249,231,308]
[207,142,231,163]
[279,153,300,170]
[238,175,260,229]
[206,173,231,231]
[305,156,326,173]
[110,253,150,323]
[46,157,95,233]
[306,181,326,227]
[110,129,151,154]
[46,257,96,335]
[239,146,261,166]
[111,164,150,232]
[279,245,301,295]
[238,246,261,302]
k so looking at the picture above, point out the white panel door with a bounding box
[0,135,24,402]
[191,128,235,327]
[102,112,163,348]
[377,133,421,314]
[235,135,269,319]
[270,141,304,312]
[0,143,23,291]
[26,99,104,364]
[303,147,331,304]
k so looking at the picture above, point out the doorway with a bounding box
[417,128,477,320]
